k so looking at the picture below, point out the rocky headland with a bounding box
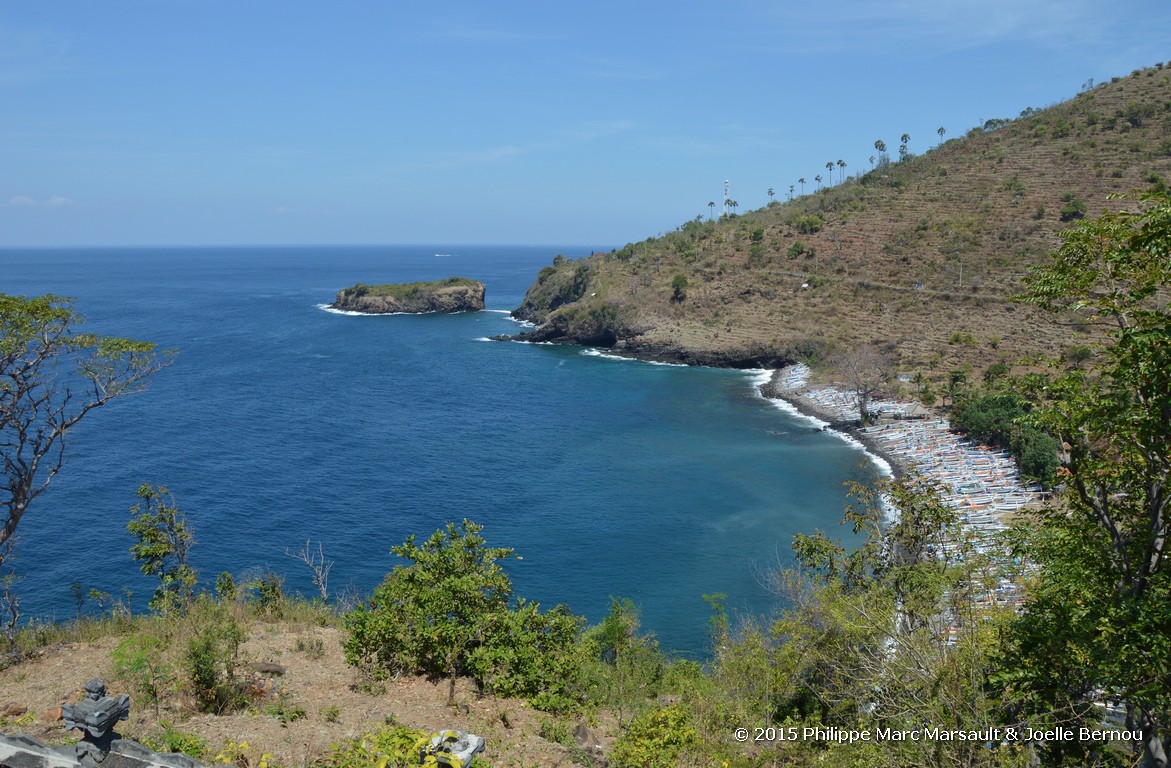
[492,66,1171,384]
[332,277,485,314]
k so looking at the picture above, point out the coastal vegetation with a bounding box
[0,293,169,641]
[331,277,485,314]
[3,65,1171,767]
[341,277,481,300]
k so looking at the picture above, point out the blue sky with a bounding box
[2,1,1168,247]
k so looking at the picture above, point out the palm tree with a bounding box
[798,177,806,195]
[708,201,716,220]
[767,188,775,204]
[837,159,846,184]
[826,161,834,184]
[899,133,910,161]
[814,174,822,190]
[874,139,887,157]
[869,155,876,167]
[788,184,795,200]
[729,200,738,216]
[937,126,946,146]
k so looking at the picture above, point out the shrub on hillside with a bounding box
[952,393,1059,485]
[342,520,582,705]
[183,596,248,713]
[792,214,824,234]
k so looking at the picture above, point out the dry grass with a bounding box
[0,618,596,768]
[526,64,1171,385]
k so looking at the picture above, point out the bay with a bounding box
[0,245,876,656]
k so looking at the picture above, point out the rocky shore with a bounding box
[495,328,794,369]
[760,363,1043,566]
[757,367,908,477]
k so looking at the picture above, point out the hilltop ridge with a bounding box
[509,63,1171,384]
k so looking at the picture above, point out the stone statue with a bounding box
[61,679,130,766]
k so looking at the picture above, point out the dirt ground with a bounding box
[0,622,609,768]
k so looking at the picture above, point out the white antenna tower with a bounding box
[723,180,730,216]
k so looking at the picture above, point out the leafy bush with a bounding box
[111,632,173,717]
[792,214,824,234]
[139,722,208,759]
[184,597,248,713]
[1059,198,1088,221]
[264,699,307,726]
[252,572,286,618]
[343,520,582,705]
[611,703,699,768]
[952,393,1059,485]
[577,599,665,725]
[328,725,430,768]
[465,599,582,705]
[127,483,196,613]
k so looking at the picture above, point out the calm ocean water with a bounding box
[1,246,877,656]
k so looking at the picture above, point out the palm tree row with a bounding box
[770,127,948,205]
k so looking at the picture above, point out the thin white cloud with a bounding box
[4,194,73,207]
[390,145,526,174]
[548,120,638,144]
[429,23,562,43]
[0,22,71,84]
[742,0,1125,57]
[574,56,672,81]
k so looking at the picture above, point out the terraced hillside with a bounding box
[512,63,1171,386]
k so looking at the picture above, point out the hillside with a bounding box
[511,63,1171,384]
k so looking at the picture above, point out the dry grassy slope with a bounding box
[523,64,1171,384]
[0,623,592,768]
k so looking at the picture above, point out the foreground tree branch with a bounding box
[1,293,172,550]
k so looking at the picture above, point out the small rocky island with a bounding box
[332,277,485,314]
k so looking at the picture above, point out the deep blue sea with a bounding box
[0,246,878,657]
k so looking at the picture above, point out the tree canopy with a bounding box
[1004,189,1171,767]
[1,293,170,550]
[342,519,581,706]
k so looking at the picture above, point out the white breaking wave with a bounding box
[750,368,895,483]
[579,349,687,366]
[315,303,404,316]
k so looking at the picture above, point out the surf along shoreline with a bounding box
[755,367,905,480]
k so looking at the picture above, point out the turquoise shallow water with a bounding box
[1,245,877,656]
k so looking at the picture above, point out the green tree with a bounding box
[798,177,806,195]
[1,294,169,552]
[670,274,689,302]
[1003,189,1171,767]
[767,478,1017,768]
[127,483,196,613]
[343,519,579,705]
